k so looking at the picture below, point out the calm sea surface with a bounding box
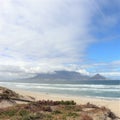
[0,80,120,100]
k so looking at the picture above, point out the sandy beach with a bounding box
[13,89,120,117]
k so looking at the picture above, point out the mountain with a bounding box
[29,71,106,82]
[90,74,106,80]
[32,70,90,81]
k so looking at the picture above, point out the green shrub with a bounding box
[65,105,75,110]
[67,112,79,118]
[59,100,76,105]
[44,114,53,120]
[19,110,29,117]
[22,113,44,120]
[52,110,62,114]
[2,109,17,117]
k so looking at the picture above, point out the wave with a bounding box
[0,82,119,89]
[0,82,120,91]
[85,96,120,100]
[12,84,120,92]
[0,82,120,99]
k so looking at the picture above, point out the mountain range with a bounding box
[30,70,107,81]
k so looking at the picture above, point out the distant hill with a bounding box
[30,70,106,81]
[90,74,106,80]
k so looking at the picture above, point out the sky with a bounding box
[0,0,120,79]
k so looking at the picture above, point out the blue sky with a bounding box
[87,40,120,63]
[0,0,120,79]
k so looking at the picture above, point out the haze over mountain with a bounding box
[30,70,107,82]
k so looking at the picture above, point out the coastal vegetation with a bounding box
[0,100,118,120]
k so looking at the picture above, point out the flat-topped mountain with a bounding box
[33,70,89,80]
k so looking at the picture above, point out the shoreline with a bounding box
[15,88,120,101]
[12,88,120,117]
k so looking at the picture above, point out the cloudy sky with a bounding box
[0,0,120,79]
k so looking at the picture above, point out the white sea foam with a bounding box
[0,81,120,99]
[3,83,119,92]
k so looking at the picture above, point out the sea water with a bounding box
[0,80,120,100]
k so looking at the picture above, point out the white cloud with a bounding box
[0,60,120,79]
[0,62,90,79]
[77,69,90,76]
[80,61,120,78]
[0,0,120,79]
[0,0,97,65]
[100,72,120,77]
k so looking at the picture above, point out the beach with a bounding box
[14,89,120,117]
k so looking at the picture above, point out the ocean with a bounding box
[0,80,120,100]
